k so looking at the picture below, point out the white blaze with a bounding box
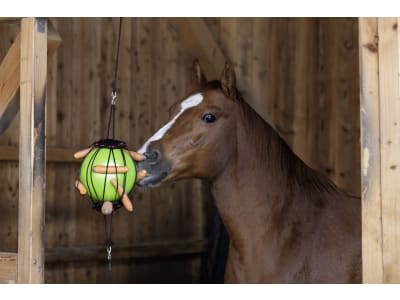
[137,93,204,154]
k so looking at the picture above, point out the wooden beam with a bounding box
[377,17,400,283]
[0,252,17,284]
[359,17,383,283]
[1,240,206,283]
[18,17,47,284]
[0,34,21,134]
[0,146,78,163]
[360,17,400,283]
[173,18,271,124]
[0,20,61,136]
[45,240,207,263]
[0,18,20,22]
[47,21,62,57]
[173,18,226,80]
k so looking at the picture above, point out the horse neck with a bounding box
[210,99,338,260]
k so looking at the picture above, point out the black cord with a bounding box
[104,17,122,283]
[106,17,123,139]
[112,17,123,95]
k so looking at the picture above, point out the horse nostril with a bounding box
[144,150,161,163]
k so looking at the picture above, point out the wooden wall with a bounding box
[360,17,400,283]
[203,18,360,196]
[0,18,360,283]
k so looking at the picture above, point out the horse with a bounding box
[136,60,361,283]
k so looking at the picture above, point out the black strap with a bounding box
[106,17,123,140]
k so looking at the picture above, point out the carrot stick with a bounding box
[74,180,87,195]
[111,178,124,195]
[111,179,133,212]
[92,165,129,174]
[129,151,146,161]
[137,169,147,181]
[121,194,133,212]
[73,147,92,159]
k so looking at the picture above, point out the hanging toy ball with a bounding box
[73,139,147,214]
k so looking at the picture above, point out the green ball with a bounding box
[79,147,136,201]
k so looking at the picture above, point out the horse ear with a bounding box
[220,62,236,99]
[191,59,207,90]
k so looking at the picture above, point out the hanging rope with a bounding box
[104,17,123,284]
[106,17,123,140]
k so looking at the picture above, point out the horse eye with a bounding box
[201,113,217,123]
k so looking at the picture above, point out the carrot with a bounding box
[73,147,92,159]
[92,165,129,174]
[111,178,124,195]
[129,151,146,161]
[121,194,133,212]
[111,178,133,212]
[74,180,87,195]
[137,169,147,181]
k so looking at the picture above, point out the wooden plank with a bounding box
[378,17,400,283]
[0,17,211,284]
[47,21,62,58]
[77,19,102,283]
[328,19,360,195]
[0,18,20,22]
[0,252,17,283]
[173,18,226,80]
[0,146,77,162]
[359,17,384,283]
[0,33,21,134]
[0,20,61,136]
[45,240,207,263]
[18,17,47,284]
[291,19,317,163]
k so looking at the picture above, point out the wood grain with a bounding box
[359,17,383,283]
[0,33,20,135]
[378,18,400,283]
[0,18,361,283]
[0,146,78,162]
[0,21,61,136]
[46,239,207,262]
[18,17,47,284]
[0,252,17,283]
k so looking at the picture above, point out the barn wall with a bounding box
[204,18,360,196]
[0,18,360,283]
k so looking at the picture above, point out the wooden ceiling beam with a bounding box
[0,20,61,136]
[172,18,226,80]
[172,18,271,124]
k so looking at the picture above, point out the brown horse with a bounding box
[136,60,361,283]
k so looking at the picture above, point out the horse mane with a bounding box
[205,80,339,194]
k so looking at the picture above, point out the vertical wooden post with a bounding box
[18,17,47,284]
[360,17,400,283]
[359,17,383,283]
[377,17,400,283]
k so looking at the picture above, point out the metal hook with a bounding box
[111,91,117,105]
[107,245,112,261]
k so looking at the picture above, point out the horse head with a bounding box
[137,60,239,187]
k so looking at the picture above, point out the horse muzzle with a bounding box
[136,149,171,188]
